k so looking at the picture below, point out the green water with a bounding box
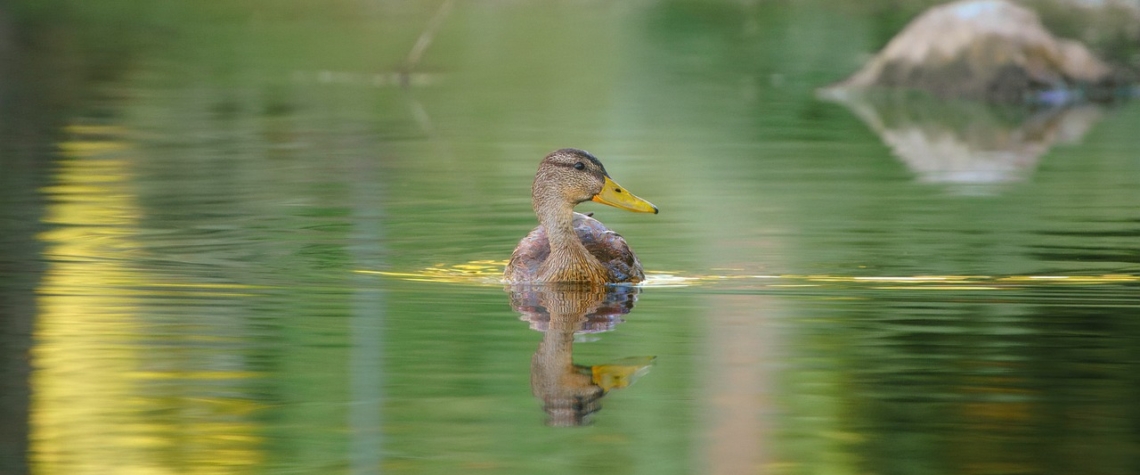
[2,1,1139,474]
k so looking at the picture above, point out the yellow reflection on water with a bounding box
[361,261,1138,289]
[32,128,263,474]
[356,260,510,285]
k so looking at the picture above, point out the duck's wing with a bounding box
[573,213,645,283]
[504,225,551,282]
[504,213,645,284]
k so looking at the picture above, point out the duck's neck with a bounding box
[535,202,606,283]
[539,202,581,249]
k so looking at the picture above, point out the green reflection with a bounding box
[779,284,1140,475]
[5,0,1139,474]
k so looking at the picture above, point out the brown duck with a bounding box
[504,149,658,284]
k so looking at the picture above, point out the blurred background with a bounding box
[1,0,1139,474]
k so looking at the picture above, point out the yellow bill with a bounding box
[591,176,658,214]
[591,356,656,391]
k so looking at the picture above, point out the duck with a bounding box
[504,148,658,284]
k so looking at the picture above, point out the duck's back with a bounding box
[505,212,645,284]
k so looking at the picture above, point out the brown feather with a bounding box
[505,213,644,284]
[503,149,649,284]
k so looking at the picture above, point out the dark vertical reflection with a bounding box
[0,7,54,474]
[0,3,135,472]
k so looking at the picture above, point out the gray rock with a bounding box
[827,0,1122,102]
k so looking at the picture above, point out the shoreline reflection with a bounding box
[506,285,654,427]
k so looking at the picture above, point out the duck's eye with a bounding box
[573,162,585,170]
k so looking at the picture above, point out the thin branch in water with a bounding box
[404,0,454,75]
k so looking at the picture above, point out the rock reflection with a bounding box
[820,90,1104,191]
[506,285,654,427]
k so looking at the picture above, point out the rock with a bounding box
[827,0,1121,102]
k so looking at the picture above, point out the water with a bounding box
[2,1,1139,474]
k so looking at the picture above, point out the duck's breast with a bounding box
[504,212,644,283]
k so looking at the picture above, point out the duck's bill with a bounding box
[592,176,658,214]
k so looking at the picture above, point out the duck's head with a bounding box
[532,148,658,215]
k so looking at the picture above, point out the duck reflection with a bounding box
[819,90,1104,192]
[506,284,654,426]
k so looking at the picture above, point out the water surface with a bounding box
[2,1,1139,474]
